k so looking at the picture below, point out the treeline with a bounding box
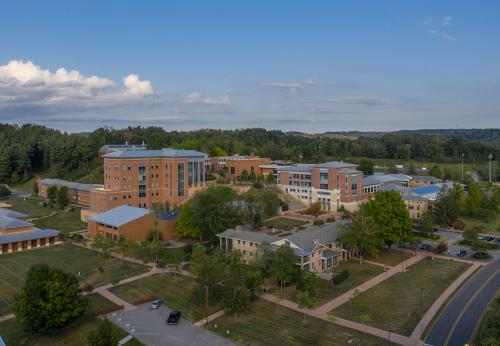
[0,123,499,185]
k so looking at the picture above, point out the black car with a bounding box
[457,249,467,257]
[481,236,494,242]
[167,310,181,325]
[419,243,431,250]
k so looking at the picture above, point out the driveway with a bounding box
[108,303,233,346]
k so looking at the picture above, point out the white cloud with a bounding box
[442,16,453,26]
[421,17,433,26]
[262,78,318,93]
[428,29,455,41]
[183,91,231,105]
[0,60,154,112]
[329,96,390,106]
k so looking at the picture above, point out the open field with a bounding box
[279,260,383,307]
[0,317,142,346]
[461,214,500,235]
[33,207,86,234]
[0,197,54,218]
[366,249,413,266]
[0,243,147,315]
[109,273,220,322]
[262,217,308,231]
[335,257,470,336]
[207,299,394,346]
[87,293,122,316]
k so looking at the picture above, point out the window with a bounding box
[178,162,185,197]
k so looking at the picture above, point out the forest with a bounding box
[0,123,498,185]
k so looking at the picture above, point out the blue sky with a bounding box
[0,0,499,132]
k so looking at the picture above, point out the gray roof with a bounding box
[402,194,428,201]
[281,221,346,255]
[322,249,341,258]
[90,205,151,228]
[314,161,356,169]
[217,228,280,244]
[411,175,442,182]
[0,229,59,245]
[380,184,410,193]
[0,215,33,229]
[103,148,207,159]
[39,179,103,192]
[0,208,28,219]
[363,174,403,186]
[100,143,147,150]
[276,164,314,173]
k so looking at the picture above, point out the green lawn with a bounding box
[0,317,142,346]
[262,217,308,231]
[335,257,470,336]
[0,197,54,218]
[129,245,192,264]
[110,273,220,322]
[280,260,384,307]
[0,243,147,315]
[207,299,394,346]
[366,249,413,266]
[87,293,121,316]
[461,214,500,235]
[33,207,86,234]
[11,177,39,194]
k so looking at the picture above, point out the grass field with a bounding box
[0,197,54,218]
[0,243,147,315]
[207,299,394,346]
[109,273,220,322]
[461,214,500,235]
[0,317,143,346]
[262,217,308,231]
[33,207,86,234]
[280,260,384,307]
[87,293,121,316]
[366,249,413,266]
[335,257,470,336]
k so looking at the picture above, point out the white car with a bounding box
[151,300,161,309]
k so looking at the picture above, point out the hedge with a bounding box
[333,270,350,285]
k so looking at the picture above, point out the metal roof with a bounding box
[314,161,356,169]
[0,215,33,229]
[39,179,103,192]
[103,148,207,159]
[0,229,59,245]
[411,184,443,195]
[363,174,401,186]
[379,184,410,193]
[402,194,428,201]
[280,221,346,253]
[276,164,314,173]
[0,208,28,219]
[217,228,280,244]
[90,205,151,228]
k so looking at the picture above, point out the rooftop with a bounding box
[411,184,443,196]
[0,208,28,219]
[90,205,151,227]
[103,148,207,159]
[39,179,103,192]
[0,215,33,229]
[363,174,403,186]
[217,228,280,244]
[282,221,346,255]
[0,229,59,245]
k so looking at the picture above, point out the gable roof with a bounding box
[0,216,33,229]
[103,148,207,159]
[90,205,151,228]
[0,229,59,245]
[217,228,280,244]
[0,208,28,219]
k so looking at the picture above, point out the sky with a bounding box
[0,0,499,133]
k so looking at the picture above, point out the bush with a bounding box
[281,203,289,212]
[313,219,325,226]
[333,270,350,285]
[473,224,485,232]
[325,217,335,223]
[472,252,490,259]
[452,219,465,230]
[253,181,264,189]
[436,242,448,254]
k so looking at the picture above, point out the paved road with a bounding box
[109,303,233,346]
[425,257,500,346]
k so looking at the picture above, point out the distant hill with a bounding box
[319,129,500,142]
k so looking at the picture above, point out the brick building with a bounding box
[38,179,103,207]
[207,155,272,179]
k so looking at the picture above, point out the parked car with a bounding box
[151,300,162,309]
[480,236,494,242]
[167,310,181,325]
[456,249,467,257]
[419,243,431,250]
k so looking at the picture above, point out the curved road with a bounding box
[425,257,500,346]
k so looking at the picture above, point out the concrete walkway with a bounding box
[194,310,225,327]
[409,263,481,342]
[0,314,15,322]
[313,253,425,315]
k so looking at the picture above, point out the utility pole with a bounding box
[461,153,465,182]
[488,154,493,183]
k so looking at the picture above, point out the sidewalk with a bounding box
[194,310,225,326]
[313,253,425,315]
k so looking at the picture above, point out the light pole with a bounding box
[488,154,493,183]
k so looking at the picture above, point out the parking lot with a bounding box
[109,303,233,346]
[421,230,500,259]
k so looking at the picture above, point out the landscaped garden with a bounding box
[109,273,220,322]
[262,217,308,231]
[0,317,142,346]
[207,299,394,346]
[278,260,384,307]
[0,243,147,315]
[334,257,470,336]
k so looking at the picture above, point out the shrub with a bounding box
[472,252,490,259]
[452,219,465,230]
[281,203,289,212]
[313,219,325,226]
[333,270,350,285]
[253,181,264,189]
[325,217,335,223]
[436,242,448,254]
[473,224,485,232]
